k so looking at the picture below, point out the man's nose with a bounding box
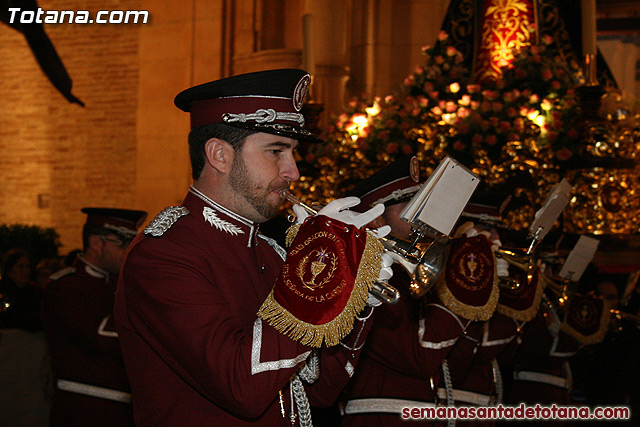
[281,154,301,182]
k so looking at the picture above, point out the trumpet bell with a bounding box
[409,240,449,298]
[494,247,536,272]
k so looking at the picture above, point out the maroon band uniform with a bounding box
[115,190,373,426]
[43,255,134,426]
[339,267,469,426]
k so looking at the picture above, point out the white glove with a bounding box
[318,197,383,229]
[378,252,394,282]
[292,204,310,225]
[368,252,395,307]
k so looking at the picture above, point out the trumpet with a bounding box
[280,190,401,304]
[494,246,539,292]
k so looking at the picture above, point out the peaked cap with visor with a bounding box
[81,207,147,241]
[174,69,323,143]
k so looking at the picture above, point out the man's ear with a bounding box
[204,138,234,174]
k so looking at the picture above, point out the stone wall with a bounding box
[0,0,143,253]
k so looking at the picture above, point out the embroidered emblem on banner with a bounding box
[449,240,493,291]
[203,207,244,235]
[436,234,499,321]
[297,247,338,290]
[258,216,384,347]
[560,294,610,345]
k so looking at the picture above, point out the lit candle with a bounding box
[581,0,597,84]
[581,0,596,58]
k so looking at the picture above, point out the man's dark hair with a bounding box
[188,123,257,180]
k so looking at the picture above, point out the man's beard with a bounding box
[229,152,284,221]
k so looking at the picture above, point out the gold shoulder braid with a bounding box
[258,216,384,347]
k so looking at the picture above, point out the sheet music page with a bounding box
[415,160,480,235]
[529,179,572,241]
[400,157,451,223]
[559,235,599,281]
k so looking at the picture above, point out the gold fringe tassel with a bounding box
[435,262,500,322]
[495,274,547,322]
[560,299,612,345]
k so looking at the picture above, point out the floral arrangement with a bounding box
[301,28,640,233]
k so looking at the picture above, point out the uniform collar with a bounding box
[76,254,109,279]
[187,186,260,247]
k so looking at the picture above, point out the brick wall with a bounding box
[0,0,141,254]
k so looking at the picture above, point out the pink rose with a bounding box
[485,135,497,146]
[556,147,573,160]
[386,142,399,153]
[567,129,579,139]
[514,117,525,131]
[457,107,470,118]
[467,84,481,93]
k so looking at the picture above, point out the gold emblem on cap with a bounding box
[409,156,420,182]
[293,74,311,112]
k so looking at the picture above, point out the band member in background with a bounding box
[42,207,147,427]
[338,156,500,426]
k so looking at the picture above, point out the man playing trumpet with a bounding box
[114,69,393,426]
